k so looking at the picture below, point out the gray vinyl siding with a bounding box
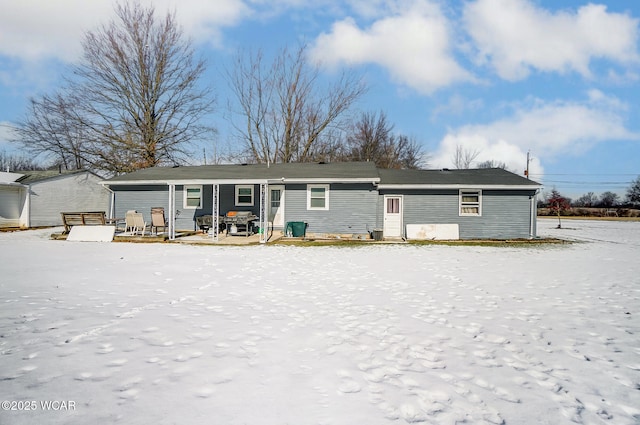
[113,184,264,231]
[188,184,260,230]
[29,173,110,227]
[378,189,536,239]
[113,185,173,227]
[114,183,378,234]
[284,183,377,234]
[218,185,259,215]
[112,182,536,238]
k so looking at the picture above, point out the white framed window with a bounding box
[235,185,254,206]
[307,184,329,210]
[459,190,482,216]
[183,185,202,209]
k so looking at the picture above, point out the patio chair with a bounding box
[124,210,136,234]
[124,210,147,236]
[151,207,168,234]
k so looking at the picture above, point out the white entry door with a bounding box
[383,195,403,238]
[269,185,285,227]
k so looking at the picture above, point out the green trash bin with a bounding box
[286,221,307,237]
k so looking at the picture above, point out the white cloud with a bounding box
[0,0,250,62]
[154,0,250,47]
[463,0,640,80]
[430,92,638,177]
[309,0,474,94]
[0,1,111,62]
[433,133,542,177]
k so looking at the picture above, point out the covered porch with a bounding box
[107,179,288,244]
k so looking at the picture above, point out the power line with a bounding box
[529,173,638,177]
[538,180,631,185]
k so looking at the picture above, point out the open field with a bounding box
[537,207,640,220]
[539,215,640,222]
[1,220,639,424]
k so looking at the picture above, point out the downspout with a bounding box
[529,189,539,239]
[25,184,31,229]
[168,184,176,240]
[104,185,115,220]
[259,182,267,244]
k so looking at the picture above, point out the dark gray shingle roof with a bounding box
[377,168,540,187]
[107,161,380,183]
[105,162,540,187]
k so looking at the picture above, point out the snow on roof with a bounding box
[0,171,25,184]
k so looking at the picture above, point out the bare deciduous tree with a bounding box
[599,191,619,208]
[452,144,480,169]
[0,150,46,171]
[476,159,509,170]
[573,192,598,207]
[226,44,367,164]
[16,93,86,171]
[342,111,425,169]
[627,176,640,206]
[14,2,215,174]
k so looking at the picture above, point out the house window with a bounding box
[235,185,254,206]
[307,184,329,210]
[460,190,481,216]
[184,185,202,209]
[387,197,400,213]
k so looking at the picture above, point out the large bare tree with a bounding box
[14,2,215,174]
[452,144,480,169]
[226,44,367,164]
[18,93,86,170]
[342,111,425,169]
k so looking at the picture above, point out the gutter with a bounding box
[0,182,28,188]
[102,178,381,186]
[104,186,116,220]
[530,189,540,238]
[377,184,542,190]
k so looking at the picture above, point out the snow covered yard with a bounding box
[1,220,639,425]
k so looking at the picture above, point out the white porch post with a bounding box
[168,184,176,240]
[259,182,267,244]
[211,184,219,242]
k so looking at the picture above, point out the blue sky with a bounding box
[1,0,639,199]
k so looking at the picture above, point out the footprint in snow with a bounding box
[337,380,361,394]
[107,358,128,367]
[194,387,215,398]
[96,343,114,354]
[117,388,140,400]
[74,372,93,381]
[337,370,361,394]
[400,404,428,423]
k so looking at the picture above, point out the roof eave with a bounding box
[0,182,28,188]
[103,177,380,186]
[377,184,542,190]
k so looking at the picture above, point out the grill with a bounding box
[195,215,226,233]
[223,211,258,236]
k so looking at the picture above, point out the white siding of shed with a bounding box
[29,172,111,227]
[0,185,26,228]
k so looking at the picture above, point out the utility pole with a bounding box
[525,150,531,179]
